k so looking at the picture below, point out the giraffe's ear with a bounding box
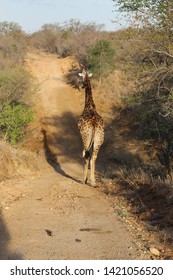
[88,73,93,78]
[78,73,84,77]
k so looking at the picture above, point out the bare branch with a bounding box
[148,56,158,69]
[152,49,173,59]
[157,70,170,96]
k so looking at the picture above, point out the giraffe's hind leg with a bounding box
[90,148,99,186]
[83,145,92,184]
[90,129,104,186]
[80,128,94,184]
[84,157,90,184]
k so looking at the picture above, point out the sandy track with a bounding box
[0,52,140,260]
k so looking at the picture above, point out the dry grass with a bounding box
[99,163,173,260]
[95,68,173,259]
[0,140,45,182]
[95,70,133,109]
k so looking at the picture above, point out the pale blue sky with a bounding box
[0,0,125,33]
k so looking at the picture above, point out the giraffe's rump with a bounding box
[78,116,104,159]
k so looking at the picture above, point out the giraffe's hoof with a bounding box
[90,181,96,187]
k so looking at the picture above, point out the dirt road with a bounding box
[0,52,140,260]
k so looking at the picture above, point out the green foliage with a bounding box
[87,40,116,79]
[0,24,36,144]
[0,66,35,144]
[110,25,173,174]
[0,103,33,144]
[113,0,173,31]
[113,0,159,12]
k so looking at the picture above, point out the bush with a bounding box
[87,40,116,79]
[0,66,34,105]
[0,103,33,144]
[0,66,35,144]
[0,27,36,144]
[30,20,107,63]
[0,21,28,64]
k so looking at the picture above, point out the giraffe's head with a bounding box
[78,68,93,89]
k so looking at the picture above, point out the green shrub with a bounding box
[0,22,36,144]
[0,102,33,144]
[87,40,116,79]
[0,65,35,144]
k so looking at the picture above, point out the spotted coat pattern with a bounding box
[78,70,104,186]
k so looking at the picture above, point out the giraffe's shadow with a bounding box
[41,112,83,183]
[41,129,68,176]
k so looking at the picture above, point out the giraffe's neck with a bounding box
[84,78,96,111]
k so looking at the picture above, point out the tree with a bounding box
[87,40,116,80]
[113,0,173,32]
[113,1,173,175]
[0,21,22,36]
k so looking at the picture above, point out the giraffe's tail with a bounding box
[83,130,95,159]
[84,150,91,159]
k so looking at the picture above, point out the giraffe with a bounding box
[78,68,104,186]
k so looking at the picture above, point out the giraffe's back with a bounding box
[78,110,104,152]
[78,110,104,130]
